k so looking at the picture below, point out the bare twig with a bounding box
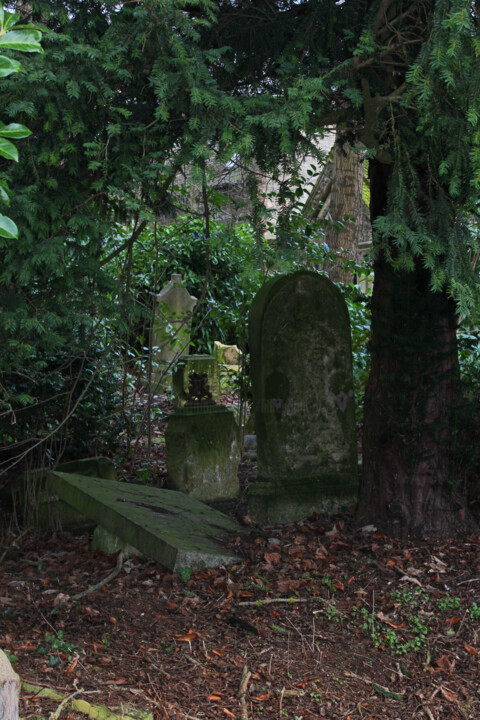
[238,664,251,720]
[422,705,436,720]
[238,595,343,615]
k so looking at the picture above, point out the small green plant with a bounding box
[4,651,17,666]
[321,574,335,593]
[324,602,342,623]
[37,630,77,667]
[102,632,110,649]
[353,603,430,655]
[437,595,461,611]
[470,602,480,621]
[176,566,193,583]
[272,623,291,634]
[44,631,77,657]
[391,588,430,608]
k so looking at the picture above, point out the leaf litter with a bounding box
[1,513,479,720]
[1,390,479,719]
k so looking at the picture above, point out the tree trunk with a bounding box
[323,135,366,284]
[357,160,474,539]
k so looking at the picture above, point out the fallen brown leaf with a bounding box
[440,685,458,702]
[174,630,197,642]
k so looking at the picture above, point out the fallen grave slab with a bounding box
[48,472,247,571]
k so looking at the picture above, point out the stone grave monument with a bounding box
[166,370,240,503]
[214,340,242,391]
[172,354,220,407]
[0,649,20,720]
[248,270,358,524]
[150,274,197,389]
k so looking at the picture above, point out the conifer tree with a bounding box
[206,0,480,537]
[2,0,479,538]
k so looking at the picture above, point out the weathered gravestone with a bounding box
[166,405,240,502]
[248,270,358,524]
[214,341,243,391]
[166,370,240,502]
[0,649,20,720]
[150,274,197,389]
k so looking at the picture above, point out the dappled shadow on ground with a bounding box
[1,514,479,720]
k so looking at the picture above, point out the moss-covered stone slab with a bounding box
[48,472,246,570]
[166,405,240,502]
[248,271,358,524]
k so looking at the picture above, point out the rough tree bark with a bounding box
[323,135,368,284]
[357,160,474,539]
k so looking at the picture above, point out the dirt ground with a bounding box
[1,391,479,720]
[1,510,479,720]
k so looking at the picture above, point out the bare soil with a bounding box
[1,391,479,720]
[1,513,479,720]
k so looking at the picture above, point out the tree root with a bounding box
[71,552,125,602]
[22,682,152,720]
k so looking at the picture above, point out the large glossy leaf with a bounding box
[0,136,18,161]
[0,213,17,238]
[0,30,43,53]
[0,54,21,76]
[0,182,10,205]
[2,13,20,32]
[0,122,31,139]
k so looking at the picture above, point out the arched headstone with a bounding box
[248,271,358,523]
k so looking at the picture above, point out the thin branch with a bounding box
[238,664,251,720]
[100,219,147,267]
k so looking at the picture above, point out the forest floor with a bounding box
[1,390,480,720]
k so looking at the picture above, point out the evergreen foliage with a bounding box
[0,4,42,239]
[206,1,480,314]
[0,0,249,466]
[0,0,479,534]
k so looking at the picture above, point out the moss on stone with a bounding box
[165,406,240,502]
[248,271,358,524]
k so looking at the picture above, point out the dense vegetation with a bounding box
[0,0,479,537]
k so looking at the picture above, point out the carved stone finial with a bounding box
[185,372,216,406]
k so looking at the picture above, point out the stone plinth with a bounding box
[166,405,240,502]
[248,271,358,524]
